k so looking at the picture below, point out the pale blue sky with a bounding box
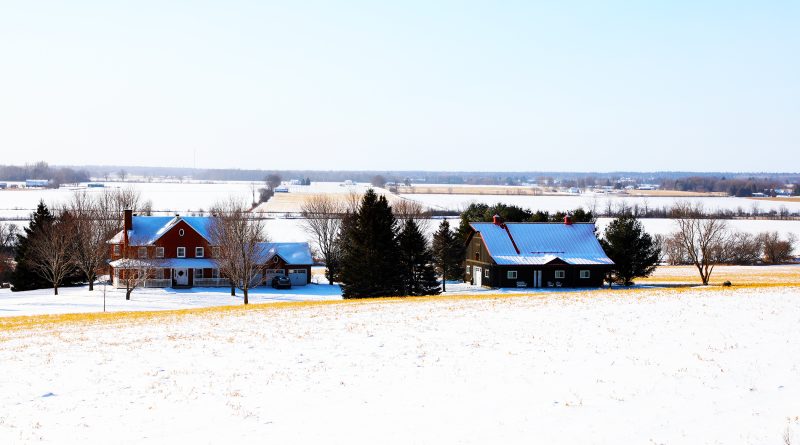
[0,1,797,171]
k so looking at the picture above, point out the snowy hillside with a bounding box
[2,285,799,444]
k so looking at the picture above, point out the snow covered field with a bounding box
[1,284,799,444]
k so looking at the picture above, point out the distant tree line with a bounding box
[0,161,90,186]
[456,203,595,239]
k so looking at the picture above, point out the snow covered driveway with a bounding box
[2,286,799,444]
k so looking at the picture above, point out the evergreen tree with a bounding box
[600,215,661,286]
[339,189,402,298]
[431,220,464,292]
[398,219,440,296]
[11,201,56,291]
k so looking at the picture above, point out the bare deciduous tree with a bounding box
[671,202,729,285]
[26,214,74,295]
[115,259,158,301]
[0,223,18,281]
[760,231,797,264]
[300,195,344,283]
[392,199,431,233]
[210,199,268,304]
[66,192,119,290]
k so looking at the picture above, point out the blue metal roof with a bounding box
[469,222,613,266]
[259,242,313,265]
[124,216,213,245]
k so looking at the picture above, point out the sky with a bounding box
[0,1,798,172]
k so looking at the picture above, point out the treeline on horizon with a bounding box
[1,162,799,196]
[0,162,90,186]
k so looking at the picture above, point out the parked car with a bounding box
[271,275,292,289]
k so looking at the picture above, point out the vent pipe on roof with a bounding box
[564,215,572,225]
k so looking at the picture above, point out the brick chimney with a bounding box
[123,209,133,248]
[492,214,503,226]
[564,215,572,225]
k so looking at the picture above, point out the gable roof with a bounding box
[469,222,613,266]
[108,215,213,246]
[258,242,313,265]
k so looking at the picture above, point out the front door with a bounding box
[533,270,542,288]
[474,266,482,286]
[174,268,189,286]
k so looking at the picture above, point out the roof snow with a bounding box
[258,242,313,265]
[470,222,613,266]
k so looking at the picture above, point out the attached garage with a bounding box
[288,269,308,286]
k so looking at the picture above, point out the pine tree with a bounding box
[398,219,441,296]
[431,220,464,292]
[11,202,56,291]
[339,189,402,298]
[600,215,661,286]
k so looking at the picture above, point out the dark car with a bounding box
[271,275,292,289]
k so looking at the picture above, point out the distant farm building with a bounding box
[25,179,50,188]
[464,216,613,288]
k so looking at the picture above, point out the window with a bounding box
[212,247,220,258]
[212,268,219,279]
[179,228,185,237]
[177,247,186,258]
[156,269,164,279]
[507,270,518,279]
[474,252,480,261]
[138,247,147,258]
[195,247,204,258]
[156,247,164,258]
[555,270,565,279]
[194,268,203,279]
[580,270,590,279]
[466,266,471,275]
[484,268,489,278]
[113,244,120,256]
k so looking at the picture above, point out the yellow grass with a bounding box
[621,190,728,197]
[749,196,800,203]
[3,274,798,336]
[638,265,800,285]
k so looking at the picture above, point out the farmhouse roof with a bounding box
[108,215,213,246]
[469,222,613,266]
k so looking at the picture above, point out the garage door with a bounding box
[264,269,285,285]
[288,269,307,286]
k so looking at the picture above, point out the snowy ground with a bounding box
[1,285,799,444]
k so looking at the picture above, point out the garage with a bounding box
[288,269,307,286]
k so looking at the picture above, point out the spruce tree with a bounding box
[600,215,661,286]
[339,189,402,298]
[11,201,56,291]
[431,219,464,292]
[398,219,441,296]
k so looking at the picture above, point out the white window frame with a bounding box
[113,244,121,256]
[156,247,164,258]
[177,247,186,258]
[194,268,203,279]
[484,268,489,278]
[555,270,565,279]
[138,247,147,258]
[507,270,518,279]
[195,247,204,258]
[179,228,185,237]
[580,270,590,279]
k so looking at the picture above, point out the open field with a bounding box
[397,185,543,195]
[1,282,799,444]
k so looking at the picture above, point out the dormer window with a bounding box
[138,247,147,258]
[177,247,186,258]
[195,247,204,258]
